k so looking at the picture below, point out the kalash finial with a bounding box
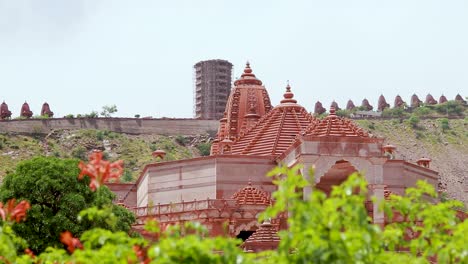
[244,61,252,74]
[280,81,297,104]
[329,106,336,116]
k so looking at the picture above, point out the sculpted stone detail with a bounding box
[455,94,466,104]
[377,95,390,111]
[41,102,54,117]
[410,94,422,108]
[439,95,448,104]
[346,100,356,110]
[20,102,33,118]
[361,98,373,111]
[210,62,272,155]
[330,101,340,111]
[0,101,12,120]
[425,94,437,105]
[394,95,405,108]
[314,101,326,115]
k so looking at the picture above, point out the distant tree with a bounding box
[196,142,211,156]
[408,115,420,128]
[84,111,98,118]
[0,157,135,253]
[100,105,118,117]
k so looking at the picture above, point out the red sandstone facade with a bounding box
[108,63,440,251]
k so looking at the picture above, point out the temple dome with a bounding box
[242,220,280,252]
[229,84,315,156]
[304,107,369,137]
[231,181,271,205]
[211,62,272,155]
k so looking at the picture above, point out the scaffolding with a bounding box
[193,59,233,120]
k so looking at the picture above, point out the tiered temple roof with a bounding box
[231,181,271,205]
[211,62,272,155]
[242,220,280,252]
[229,84,315,156]
[304,107,369,138]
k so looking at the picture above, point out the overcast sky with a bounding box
[0,0,467,118]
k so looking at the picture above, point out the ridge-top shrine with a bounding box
[108,63,438,250]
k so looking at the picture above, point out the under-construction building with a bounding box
[194,59,233,120]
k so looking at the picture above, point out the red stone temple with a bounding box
[0,101,12,120]
[108,63,439,250]
[20,102,33,118]
[40,102,54,117]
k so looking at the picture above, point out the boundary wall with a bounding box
[0,118,219,135]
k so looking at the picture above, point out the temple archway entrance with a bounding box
[315,160,358,195]
[236,231,255,241]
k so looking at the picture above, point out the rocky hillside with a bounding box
[0,129,213,182]
[355,118,467,204]
[0,118,466,204]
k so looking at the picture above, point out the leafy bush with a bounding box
[175,135,188,146]
[336,109,352,117]
[382,107,408,118]
[1,160,466,262]
[0,156,135,253]
[434,101,464,116]
[408,114,420,128]
[413,106,433,116]
[196,142,211,156]
[439,118,450,132]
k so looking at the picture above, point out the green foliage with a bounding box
[71,146,87,160]
[382,181,466,263]
[84,111,98,118]
[381,107,408,118]
[413,106,432,116]
[0,157,135,253]
[261,165,385,263]
[336,109,352,117]
[175,135,188,146]
[1,163,467,262]
[408,114,420,128]
[439,118,450,132]
[100,105,118,118]
[196,142,212,156]
[64,114,74,118]
[433,101,464,116]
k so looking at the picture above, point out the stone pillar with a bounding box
[370,184,386,227]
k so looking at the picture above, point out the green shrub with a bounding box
[175,135,188,146]
[413,106,433,116]
[72,146,87,160]
[408,114,420,128]
[439,118,450,132]
[196,142,211,156]
[434,101,464,116]
[382,107,408,118]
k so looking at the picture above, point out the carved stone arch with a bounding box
[234,221,261,236]
[220,211,231,218]
[314,159,363,195]
[232,212,242,219]
[314,156,371,184]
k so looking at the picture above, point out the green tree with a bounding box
[100,105,118,117]
[439,118,450,132]
[0,156,135,253]
[408,114,420,128]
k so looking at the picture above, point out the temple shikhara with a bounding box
[108,63,439,250]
